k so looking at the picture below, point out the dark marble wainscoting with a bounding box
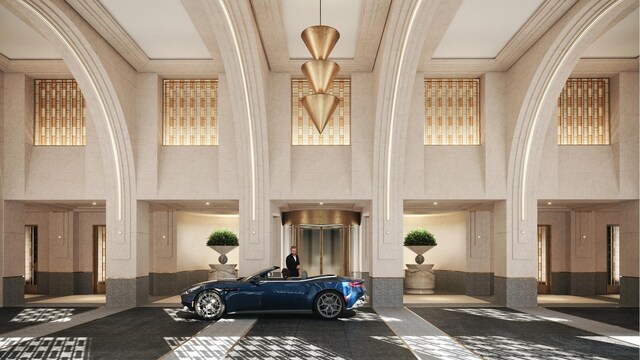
[149,270,209,295]
[493,276,537,307]
[620,276,639,307]
[106,276,149,306]
[3,276,25,306]
[433,270,493,296]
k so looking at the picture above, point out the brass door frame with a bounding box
[25,225,38,294]
[93,225,106,294]
[537,225,551,294]
[294,224,349,276]
[607,224,620,294]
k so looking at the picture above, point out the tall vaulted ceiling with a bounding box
[0,0,638,76]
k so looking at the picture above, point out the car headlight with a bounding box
[181,286,200,296]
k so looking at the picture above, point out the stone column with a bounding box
[48,211,75,295]
[106,201,149,307]
[149,211,178,295]
[467,211,492,295]
[2,201,25,306]
[492,201,537,307]
[282,225,292,270]
[619,200,639,306]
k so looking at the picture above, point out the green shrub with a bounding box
[207,228,239,246]
[403,228,437,246]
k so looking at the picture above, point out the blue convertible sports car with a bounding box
[180,266,367,320]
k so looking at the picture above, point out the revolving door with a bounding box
[283,210,361,277]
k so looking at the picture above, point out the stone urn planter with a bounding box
[403,228,437,294]
[207,229,239,280]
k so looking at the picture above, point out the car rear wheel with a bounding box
[314,291,344,319]
[194,290,225,320]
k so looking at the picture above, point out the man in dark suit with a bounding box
[285,245,301,277]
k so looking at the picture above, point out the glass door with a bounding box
[94,225,107,294]
[297,225,346,276]
[537,225,551,294]
[25,226,38,294]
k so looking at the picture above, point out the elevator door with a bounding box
[299,225,345,276]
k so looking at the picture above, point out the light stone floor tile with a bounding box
[537,294,618,305]
[160,317,257,360]
[514,306,640,347]
[24,294,106,305]
[375,307,482,360]
[0,307,129,339]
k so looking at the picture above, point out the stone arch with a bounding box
[182,0,271,274]
[369,0,461,304]
[2,0,141,304]
[506,0,637,250]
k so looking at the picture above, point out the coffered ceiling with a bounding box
[0,0,637,76]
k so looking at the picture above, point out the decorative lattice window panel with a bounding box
[35,79,86,146]
[291,78,351,145]
[557,78,609,145]
[163,79,218,145]
[424,79,480,145]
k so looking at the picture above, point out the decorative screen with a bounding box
[424,78,480,145]
[557,78,609,145]
[291,78,351,146]
[163,79,218,145]
[35,79,86,146]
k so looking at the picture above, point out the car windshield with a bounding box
[240,266,279,282]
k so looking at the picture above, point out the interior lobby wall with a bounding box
[402,212,467,271]
[156,76,239,200]
[176,212,240,272]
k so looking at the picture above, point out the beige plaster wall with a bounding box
[25,212,50,272]
[538,211,570,273]
[176,212,239,272]
[75,212,106,273]
[403,212,467,272]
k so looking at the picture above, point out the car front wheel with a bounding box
[314,291,344,319]
[194,290,225,320]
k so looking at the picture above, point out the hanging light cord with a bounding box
[319,0,322,25]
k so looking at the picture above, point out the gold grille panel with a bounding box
[291,78,350,145]
[424,79,480,145]
[35,79,86,146]
[163,79,218,146]
[558,78,609,145]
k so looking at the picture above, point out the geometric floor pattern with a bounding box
[0,337,90,359]
[165,336,238,360]
[224,336,348,359]
[163,308,204,323]
[456,335,616,360]
[443,308,547,322]
[10,309,76,323]
[372,335,479,360]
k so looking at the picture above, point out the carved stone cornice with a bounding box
[1,59,72,77]
[66,0,224,74]
[572,57,639,76]
[250,0,391,72]
[419,0,578,72]
[0,53,10,71]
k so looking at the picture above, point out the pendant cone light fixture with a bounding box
[300,0,340,134]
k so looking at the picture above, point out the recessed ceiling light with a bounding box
[547,202,552,205]
[205,202,210,205]
[92,202,97,206]
[433,202,438,205]
[319,202,324,205]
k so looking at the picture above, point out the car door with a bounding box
[260,279,307,311]
[226,280,264,312]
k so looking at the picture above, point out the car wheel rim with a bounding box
[196,292,222,319]
[317,292,342,318]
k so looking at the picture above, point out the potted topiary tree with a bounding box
[207,228,239,265]
[404,227,437,264]
[404,227,438,294]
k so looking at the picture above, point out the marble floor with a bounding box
[5,292,633,359]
